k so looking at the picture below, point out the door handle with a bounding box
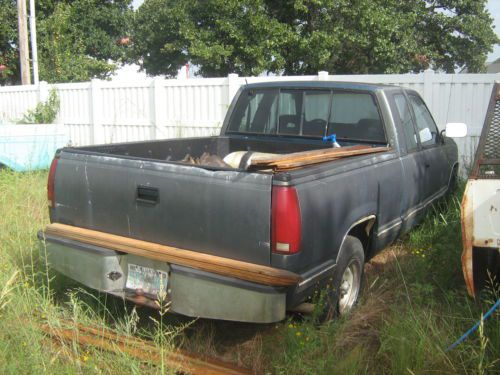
[136,185,159,205]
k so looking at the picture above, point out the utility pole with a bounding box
[17,0,31,85]
[29,0,39,85]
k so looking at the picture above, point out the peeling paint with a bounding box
[462,177,500,297]
[461,181,475,297]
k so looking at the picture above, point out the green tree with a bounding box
[0,0,20,85]
[0,0,132,85]
[131,0,498,77]
[38,0,132,82]
[132,0,291,77]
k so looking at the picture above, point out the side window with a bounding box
[394,94,418,152]
[408,94,439,147]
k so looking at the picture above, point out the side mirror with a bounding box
[444,122,467,138]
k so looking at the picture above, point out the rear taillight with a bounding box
[47,157,59,208]
[271,186,302,255]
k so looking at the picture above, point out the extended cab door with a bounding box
[387,91,426,231]
[406,92,450,202]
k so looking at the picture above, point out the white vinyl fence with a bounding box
[0,70,498,170]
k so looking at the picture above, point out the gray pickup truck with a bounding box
[40,81,464,323]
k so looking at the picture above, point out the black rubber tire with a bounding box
[447,165,458,193]
[320,235,365,321]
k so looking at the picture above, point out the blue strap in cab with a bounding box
[322,133,340,148]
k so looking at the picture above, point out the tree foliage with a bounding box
[0,0,20,85]
[0,0,132,85]
[132,0,290,77]
[38,0,132,82]
[132,0,499,77]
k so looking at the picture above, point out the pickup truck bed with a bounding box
[76,135,328,161]
[40,81,460,323]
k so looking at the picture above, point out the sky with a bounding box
[487,0,500,62]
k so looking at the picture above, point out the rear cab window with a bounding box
[328,92,385,142]
[227,88,387,144]
[230,89,278,134]
[278,90,303,135]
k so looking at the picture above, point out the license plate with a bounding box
[126,264,169,296]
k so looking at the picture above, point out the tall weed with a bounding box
[0,170,181,374]
[268,185,499,374]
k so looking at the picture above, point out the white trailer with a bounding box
[461,82,500,297]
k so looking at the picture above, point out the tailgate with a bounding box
[51,151,273,265]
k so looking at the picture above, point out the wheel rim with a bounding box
[338,260,361,315]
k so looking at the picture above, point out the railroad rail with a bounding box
[40,320,253,375]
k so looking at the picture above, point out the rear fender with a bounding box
[336,215,376,263]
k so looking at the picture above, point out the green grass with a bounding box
[265,189,500,374]
[0,170,498,374]
[0,170,178,374]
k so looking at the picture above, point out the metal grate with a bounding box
[483,99,500,160]
[472,83,500,179]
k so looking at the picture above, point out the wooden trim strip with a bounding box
[250,145,390,170]
[44,223,301,287]
[250,145,369,166]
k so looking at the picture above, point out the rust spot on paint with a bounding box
[461,186,476,297]
[124,292,159,309]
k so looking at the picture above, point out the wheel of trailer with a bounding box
[320,235,364,321]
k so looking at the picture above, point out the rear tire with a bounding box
[320,235,365,321]
[448,165,458,193]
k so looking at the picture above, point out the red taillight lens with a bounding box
[47,157,59,207]
[271,186,302,255]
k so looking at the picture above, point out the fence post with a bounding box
[150,77,164,141]
[90,79,104,145]
[227,73,240,105]
[38,81,49,102]
[318,71,329,81]
[423,69,435,106]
